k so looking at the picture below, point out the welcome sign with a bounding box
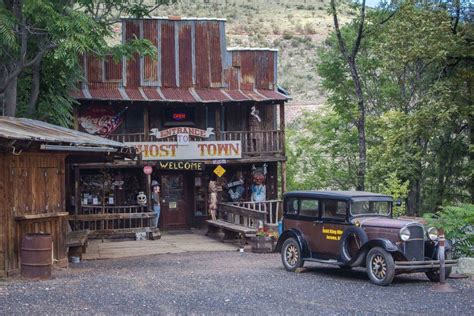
[126,141,242,161]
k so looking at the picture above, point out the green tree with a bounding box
[0,0,174,124]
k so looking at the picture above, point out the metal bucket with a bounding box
[21,233,53,279]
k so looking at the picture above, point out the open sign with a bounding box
[172,113,186,121]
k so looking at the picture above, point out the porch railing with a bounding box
[108,130,284,156]
[217,200,282,229]
[70,205,155,237]
[219,130,284,156]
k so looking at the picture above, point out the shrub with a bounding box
[423,204,474,258]
[282,29,294,40]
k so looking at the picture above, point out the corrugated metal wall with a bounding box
[80,18,279,94]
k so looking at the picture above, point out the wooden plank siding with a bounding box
[0,153,68,276]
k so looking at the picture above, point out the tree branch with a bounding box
[352,0,366,59]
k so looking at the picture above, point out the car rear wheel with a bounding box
[281,237,304,272]
[366,247,395,286]
[425,251,453,282]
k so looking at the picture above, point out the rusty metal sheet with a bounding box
[194,89,231,102]
[239,51,257,91]
[256,89,287,101]
[241,90,266,101]
[195,22,211,88]
[124,88,145,101]
[224,90,250,101]
[178,23,193,88]
[0,117,128,148]
[256,51,273,90]
[208,22,223,87]
[160,21,177,87]
[161,88,195,102]
[88,83,122,100]
[125,20,140,87]
[104,55,122,82]
[87,55,102,83]
[142,88,163,101]
[143,20,158,83]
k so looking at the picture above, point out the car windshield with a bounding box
[350,201,391,216]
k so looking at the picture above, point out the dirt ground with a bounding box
[1,251,473,315]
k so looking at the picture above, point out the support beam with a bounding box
[215,104,221,140]
[279,101,286,195]
[143,106,150,140]
[74,167,80,230]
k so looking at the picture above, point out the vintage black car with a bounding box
[276,191,457,286]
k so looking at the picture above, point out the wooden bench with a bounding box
[66,225,89,260]
[206,219,257,240]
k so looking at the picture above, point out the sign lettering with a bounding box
[150,127,215,139]
[156,161,204,171]
[127,141,241,161]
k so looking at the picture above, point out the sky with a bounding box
[365,0,384,8]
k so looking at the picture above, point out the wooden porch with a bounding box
[207,200,282,240]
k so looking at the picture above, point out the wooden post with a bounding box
[215,104,221,140]
[143,106,150,141]
[279,101,287,195]
[146,173,152,212]
[74,167,80,230]
[73,107,79,131]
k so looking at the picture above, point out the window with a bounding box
[351,201,390,216]
[322,200,347,219]
[299,199,319,217]
[285,198,298,215]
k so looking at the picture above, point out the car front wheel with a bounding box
[366,247,395,286]
[281,237,304,272]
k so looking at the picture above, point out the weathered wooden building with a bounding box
[0,117,132,277]
[70,17,289,236]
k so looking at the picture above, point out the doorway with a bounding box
[160,173,190,229]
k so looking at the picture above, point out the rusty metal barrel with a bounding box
[21,233,52,279]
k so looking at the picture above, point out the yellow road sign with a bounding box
[213,165,226,177]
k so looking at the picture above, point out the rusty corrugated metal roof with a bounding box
[73,17,289,104]
[0,117,130,149]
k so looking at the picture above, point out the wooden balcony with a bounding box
[108,130,285,157]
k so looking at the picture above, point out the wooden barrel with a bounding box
[21,233,53,279]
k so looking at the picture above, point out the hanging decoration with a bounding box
[251,165,267,202]
[79,106,128,136]
[225,178,245,202]
[137,191,147,206]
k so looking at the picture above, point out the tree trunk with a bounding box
[3,76,17,117]
[27,59,41,117]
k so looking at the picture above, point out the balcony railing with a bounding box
[108,130,284,156]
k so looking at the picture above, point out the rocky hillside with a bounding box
[153,0,355,121]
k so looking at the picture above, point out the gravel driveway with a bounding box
[1,251,472,315]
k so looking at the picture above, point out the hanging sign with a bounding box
[150,127,215,139]
[143,166,153,175]
[127,141,241,161]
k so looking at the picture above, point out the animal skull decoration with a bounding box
[137,191,147,205]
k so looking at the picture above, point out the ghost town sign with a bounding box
[126,141,242,160]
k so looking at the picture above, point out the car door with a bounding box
[295,198,322,256]
[311,199,349,259]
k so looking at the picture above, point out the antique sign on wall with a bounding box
[126,141,241,161]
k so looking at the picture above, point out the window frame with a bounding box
[321,199,348,223]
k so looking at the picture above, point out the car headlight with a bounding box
[399,227,411,241]
[427,227,438,241]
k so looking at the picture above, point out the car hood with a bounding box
[350,217,422,229]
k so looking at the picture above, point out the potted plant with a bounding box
[250,227,279,253]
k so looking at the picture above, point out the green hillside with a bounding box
[154,0,355,120]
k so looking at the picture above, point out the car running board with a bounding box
[304,258,341,265]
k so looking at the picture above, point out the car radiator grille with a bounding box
[404,225,425,261]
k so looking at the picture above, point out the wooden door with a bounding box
[160,174,188,229]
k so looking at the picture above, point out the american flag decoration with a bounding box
[98,107,128,136]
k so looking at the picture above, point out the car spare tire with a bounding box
[339,226,368,263]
